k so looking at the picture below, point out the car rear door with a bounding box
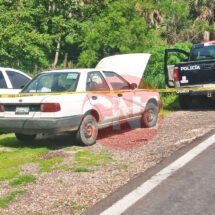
[0,70,10,94]
[5,70,31,93]
[164,49,189,88]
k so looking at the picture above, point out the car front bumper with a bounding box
[0,115,83,134]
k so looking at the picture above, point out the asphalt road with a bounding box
[123,139,215,215]
[85,132,215,215]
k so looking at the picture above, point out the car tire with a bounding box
[179,95,190,110]
[141,102,158,128]
[15,133,36,142]
[76,114,98,146]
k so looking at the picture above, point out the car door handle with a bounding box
[117,93,123,97]
[91,96,97,100]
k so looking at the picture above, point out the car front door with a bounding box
[102,71,135,120]
[86,71,120,125]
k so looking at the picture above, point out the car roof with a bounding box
[0,67,32,79]
[42,68,99,74]
[0,67,22,71]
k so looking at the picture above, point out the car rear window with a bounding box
[22,72,80,93]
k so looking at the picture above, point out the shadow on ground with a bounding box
[0,117,162,151]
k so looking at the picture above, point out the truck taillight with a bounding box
[173,67,180,82]
[0,104,4,112]
[41,103,61,112]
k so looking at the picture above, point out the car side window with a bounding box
[0,71,7,89]
[6,70,30,89]
[86,71,110,91]
[103,71,130,90]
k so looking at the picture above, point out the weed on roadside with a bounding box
[70,202,86,211]
[72,150,113,172]
[0,134,64,181]
[38,157,64,172]
[161,93,179,115]
[73,167,90,172]
[10,175,36,187]
[0,190,25,208]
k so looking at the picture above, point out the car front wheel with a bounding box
[76,114,98,146]
[141,102,158,128]
[15,133,36,142]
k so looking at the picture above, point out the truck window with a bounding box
[190,45,215,61]
[6,70,30,89]
[0,71,7,89]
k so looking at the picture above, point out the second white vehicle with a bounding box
[0,67,31,94]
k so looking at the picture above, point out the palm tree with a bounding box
[189,0,215,41]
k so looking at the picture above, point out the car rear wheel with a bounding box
[15,133,36,142]
[179,95,190,110]
[76,114,98,146]
[141,102,158,128]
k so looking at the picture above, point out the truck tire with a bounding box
[76,114,98,146]
[179,95,190,110]
[15,133,36,142]
[141,102,158,128]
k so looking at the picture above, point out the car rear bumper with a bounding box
[0,115,83,134]
[176,89,215,97]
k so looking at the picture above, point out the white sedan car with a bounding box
[0,55,161,146]
[0,67,31,94]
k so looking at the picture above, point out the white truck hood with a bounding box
[96,53,151,86]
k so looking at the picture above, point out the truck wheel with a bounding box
[141,102,158,128]
[179,95,190,110]
[76,114,98,146]
[15,133,36,142]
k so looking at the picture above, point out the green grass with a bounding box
[38,156,64,172]
[161,93,179,114]
[0,134,64,181]
[73,167,90,172]
[70,202,86,211]
[73,150,113,172]
[0,190,25,208]
[10,175,36,187]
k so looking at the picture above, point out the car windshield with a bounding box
[21,72,80,93]
[190,45,215,61]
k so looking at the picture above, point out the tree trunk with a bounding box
[52,38,61,69]
[203,31,210,42]
[63,53,68,69]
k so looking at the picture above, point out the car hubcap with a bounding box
[148,109,154,122]
[83,120,96,139]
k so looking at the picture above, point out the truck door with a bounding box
[164,49,189,88]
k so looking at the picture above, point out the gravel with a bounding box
[0,110,215,215]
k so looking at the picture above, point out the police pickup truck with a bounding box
[164,41,215,109]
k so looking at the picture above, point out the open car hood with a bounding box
[96,53,151,86]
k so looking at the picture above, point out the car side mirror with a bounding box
[130,83,137,89]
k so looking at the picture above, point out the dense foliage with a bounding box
[0,0,214,86]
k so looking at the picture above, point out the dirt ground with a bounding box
[1,110,215,215]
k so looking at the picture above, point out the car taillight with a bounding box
[0,104,4,112]
[173,67,180,82]
[41,103,61,112]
